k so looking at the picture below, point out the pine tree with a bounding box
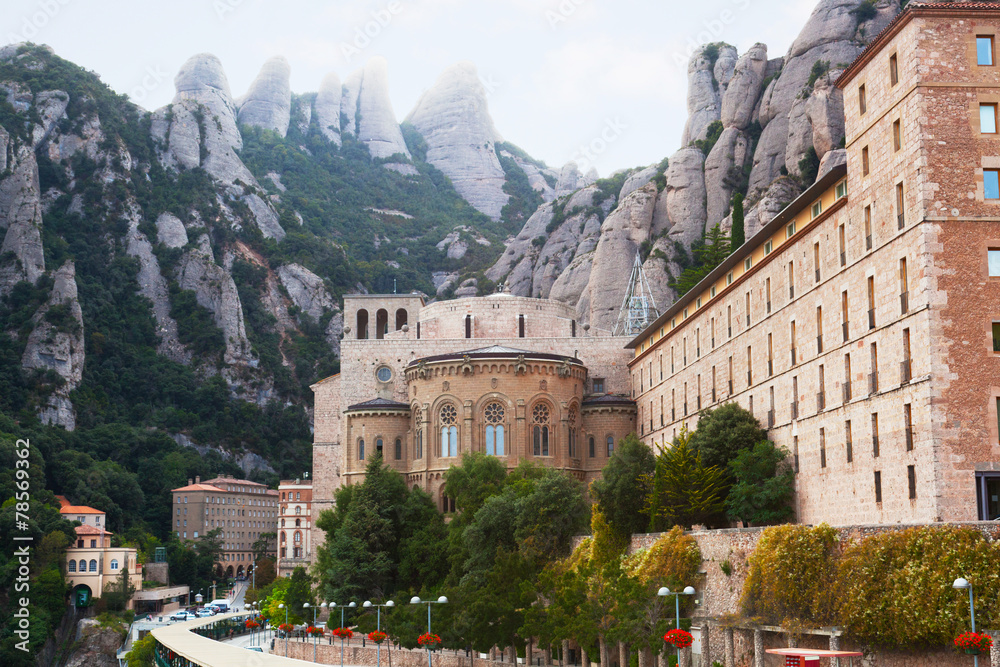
[731,193,745,248]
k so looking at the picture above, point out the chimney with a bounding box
[188,478,193,486]
[195,475,200,484]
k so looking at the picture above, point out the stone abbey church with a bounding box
[311,2,1000,557]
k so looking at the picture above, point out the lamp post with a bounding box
[306,602,319,662]
[954,578,979,667]
[364,599,395,667]
[658,586,696,666]
[279,603,289,657]
[411,596,448,667]
[321,602,329,649]
[331,601,357,667]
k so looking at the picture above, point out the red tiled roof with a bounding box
[171,483,232,493]
[74,525,113,536]
[60,505,103,515]
[202,476,267,487]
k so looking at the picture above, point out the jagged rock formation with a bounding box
[350,57,411,160]
[278,262,335,321]
[682,44,738,144]
[64,618,123,667]
[238,56,293,136]
[21,261,85,430]
[0,144,45,296]
[406,62,508,220]
[314,72,343,145]
[156,212,189,248]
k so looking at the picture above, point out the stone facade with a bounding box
[312,292,637,555]
[277,478,312,579]
[629,4,1000,526]
[170,475,279,577]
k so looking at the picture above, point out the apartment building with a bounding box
[277,478,312,578]
[628,2,1000,525]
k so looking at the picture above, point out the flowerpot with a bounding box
[965,649,982,656]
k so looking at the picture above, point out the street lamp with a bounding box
[306,602,320,662]
[410,596,448,667]
[279,603,289,657]
[330,601,357,667]
[954,578,978,667]
[364,599,395,667]
[658,586,696,665]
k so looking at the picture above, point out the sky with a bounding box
[2,0,817,176]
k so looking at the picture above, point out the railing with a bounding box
[869,371,879,395]
[900,291,909,314]
[868,308,876,330]
[817,391,826,412]
[900,359,912,384]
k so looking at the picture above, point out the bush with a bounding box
[850,1,878,23]
[624,526,702,592]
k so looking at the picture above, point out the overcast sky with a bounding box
[3,0,816,175]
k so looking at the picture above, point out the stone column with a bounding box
[582,648,590,667]
[828,633,840,667]
[701,624,711,667]
[562,640,571,666]
[619,642,629,667]
[753,629,764,667]
[639,647,651,667]
[988,630,1000,667]
[679,647,691,667]
[786,634,798,649]
[599,636,609,667]
[724,628,734,667]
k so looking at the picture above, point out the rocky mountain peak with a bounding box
[237,55,293,137]
[314,72,343,145]
[406,61,508,220]
[349,56,412,160]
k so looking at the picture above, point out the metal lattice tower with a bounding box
[612,253,660,337]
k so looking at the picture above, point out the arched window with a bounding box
[394,438,402,460]
[589,436,596,458]
[414,408,423,459]
[294,531,302,544]
[295,518,301,527]
[358,438,365,460]
[440,405,458,457]
[281,492,286,501]
[484,402,505,456]
[606,435,615,457]
[89,559,97,572]
[376,437,384,456]
[281,518,285,527]
[532,403,551,456]
[396,308,408,331]
[296,492,300,501]
[567,407,578,458]
[280,532,286,542]
[357,309,369,339]
[295,506,301,515]
[68,560,76,572]
[110,559,119,571]
[376,309,389,339]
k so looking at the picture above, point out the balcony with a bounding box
[868,371,879,395]
[790,401,799,420]
[817,391,826,412]
[817,335,824,354]
[868,308,876,330]
[900,291,909,314]
[842,321,849,342]
[767,409,775,428]
[842,382,852,403]
[900,359,912,384]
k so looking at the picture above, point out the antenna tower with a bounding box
[612,253,660,337]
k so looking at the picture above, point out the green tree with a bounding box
[668,224,732,298]
[687,402,768,472]
[591,434,654,543]
[731,193,745,248]
[725,441,795,526]
[646,427,727,530]
[125,633,156,667]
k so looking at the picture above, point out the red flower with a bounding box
[332,627,354,639]
[307,626,325,636]
[664,629,693,649]
[368,630,388,644]
[419,632,442,647]
[278,623,295,634]
[955,632,993,653]
[245,620,260,629]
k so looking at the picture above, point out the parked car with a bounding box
[170,611,194,622]
[195,609,214,618]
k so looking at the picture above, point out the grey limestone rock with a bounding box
[357,57,411,159]
[277,263,336,322]
[173,53,242,152]
[0,126,7,173]
[156,212,188,248]
[176,246,254,366]
[0,145,45,296]
[340,69,363,136]
[619,165,658,201]
[21,261,84,430]
[682,44,737,145]
[817,147,847,180]
[744,176,802,240]
[664,147,707,248]
[721,43,767,130]
[405,62,508,220]
[314,72,343,145]
[485,201,554,285]
[704,127,751,230]
[244,193,285,241]
[237,56,292,137]
[31,90,69,147]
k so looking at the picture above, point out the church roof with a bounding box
[582,394,635,407]
[346,397,411,411]
[463,345,533,355]
[408,346,582,367]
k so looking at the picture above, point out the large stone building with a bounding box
[311,292,637,551]
[170,475,279,577]
[629,1,1000,526]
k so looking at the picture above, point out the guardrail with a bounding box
[150,612,308,666]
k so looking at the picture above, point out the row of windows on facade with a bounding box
[67,558,127,573]
[353,309,563,340]
[640,325,915,436]
[279,531,303,544]
[76,515,100,524]
[357,403,615,461]
[177,495,275,506]
[792,432,918,504]
[178,506,276,518]
[281,547,305,559]
[787,406,916,472]
[280,492,303,501]
[639,238,913,399]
